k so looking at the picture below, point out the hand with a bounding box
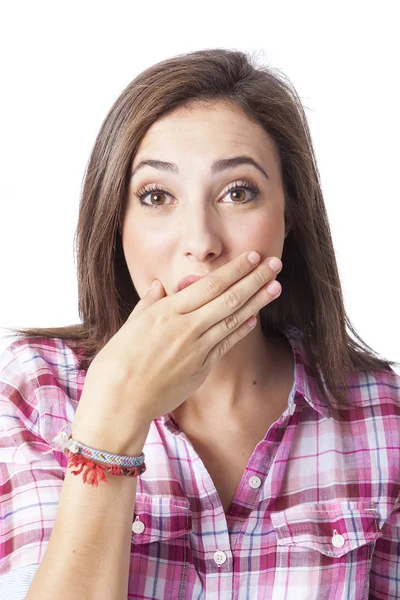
[73,251,282,453]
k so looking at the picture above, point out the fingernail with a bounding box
[248,251,260,265]
[266,281,281,296]
[267,257,282,272]
[149,280,158,290]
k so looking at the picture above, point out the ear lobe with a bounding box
[285,223,292,238]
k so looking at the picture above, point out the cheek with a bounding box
[236,213,285,253]
[122,229,171,297]
[253,221,283,243]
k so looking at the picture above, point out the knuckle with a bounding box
[219,337,231,356]
[155,305,179,330]
[157,309,172,327]
[238,258,251,277]
[225,311,239,331]
[253,294,265,311]
[223,288,242,309]
[203,276,221,295]
[254,267,268,286]
[177,318,194,340]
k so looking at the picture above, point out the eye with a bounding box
[134,179,261,210]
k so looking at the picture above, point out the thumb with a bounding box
[128,280,164,320]
[142,280,165,304]
[148,280,163,296]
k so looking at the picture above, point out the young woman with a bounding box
[1,48,399,600]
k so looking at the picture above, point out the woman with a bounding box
[1,48,399,599]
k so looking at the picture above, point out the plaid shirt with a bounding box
[1,325,399,599]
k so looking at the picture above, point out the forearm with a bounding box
[26,428,149,600]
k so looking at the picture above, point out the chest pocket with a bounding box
[128,495,192,600]
[270,500,383,600]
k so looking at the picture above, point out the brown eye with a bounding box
[135,185,173,208]
[147,192,167,206]
[135,179,261,211]
[229,189,246,203]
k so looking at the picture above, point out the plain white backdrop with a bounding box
[0,0,398,371]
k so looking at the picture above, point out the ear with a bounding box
[284,221,292,238]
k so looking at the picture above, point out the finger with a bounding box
[200,278,282,368]
[192,255,281,334]
[203,313,260,369]
[128,280,165,318]
[175,251,261,315]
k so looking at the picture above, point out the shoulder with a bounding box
[326,366,400,445]
[0,335,84,383]
[331,367,400,473]
[0,336,86,452]
[344,366,400,409]
[0,337,84,576]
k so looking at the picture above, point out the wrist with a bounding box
[71,420,151,458]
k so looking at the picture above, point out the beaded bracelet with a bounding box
[43,424,147,487]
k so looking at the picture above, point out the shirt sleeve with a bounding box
[0,564,39,599]
[369,493,400,599]
[0,341,66,594]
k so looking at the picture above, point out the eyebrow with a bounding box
[130,155,269,181]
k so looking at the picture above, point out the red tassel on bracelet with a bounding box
[66,451,109,486]
[65,450,143,487]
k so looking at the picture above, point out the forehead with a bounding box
[133,102,281,170]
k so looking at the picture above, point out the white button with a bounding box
[132,517,145,534]
[213,550,227,566]
[248,476,262,489]
[331,529,345,548]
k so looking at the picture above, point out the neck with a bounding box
[171,323,294,425]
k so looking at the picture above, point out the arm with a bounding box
[26,424,149,600]
[0,339,150,600]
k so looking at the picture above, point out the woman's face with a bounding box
[122,101,288,299]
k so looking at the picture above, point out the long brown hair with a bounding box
[3,48,398,407]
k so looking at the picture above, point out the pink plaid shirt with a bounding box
[1,325,399,599]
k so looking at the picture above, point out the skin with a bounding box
[121,101,294,431]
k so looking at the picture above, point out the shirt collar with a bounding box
[282,324,332,419]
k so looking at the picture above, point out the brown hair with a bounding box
[3,48,398,407]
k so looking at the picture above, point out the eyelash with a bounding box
[134,179,261,210]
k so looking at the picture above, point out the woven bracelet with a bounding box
[43,425,147,487]
[64,433,146,468]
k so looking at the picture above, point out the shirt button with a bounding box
[331,529,345,548]
[248,476,262,489]
[213,550,227,566]
[132,517,145,534]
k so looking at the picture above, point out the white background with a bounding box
[0,0,398,371]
